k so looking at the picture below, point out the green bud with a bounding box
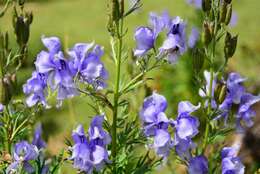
[13,12,33,47]
[218,85,227,104]
[120,0,124,17]
[0,78,11,105]
[202,0,211,12]
[202,21,213,46]
[225,4,232,25]
[192,48,205,73]
[224,32,238,59]
[219,2,228,23]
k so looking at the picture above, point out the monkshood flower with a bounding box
[237,93,260,129]
[221,146,245,174]
[32,123,46,149]
[171,101,200,159]
[226,72,246,104]
[188,155,209,174]
[216,73,246,122]
[23,71,48,107]
[6,141,38,174]
[186,0,202,9]
[199,70,217,108]
[139,92,173,158]
[134,12,167,57]
[35,36,78,107]
[68,43,108,90]
[188,27,200,48]
[159,16,186,63]
[70,115,111,173]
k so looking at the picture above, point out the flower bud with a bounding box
[218,85,227,104]
[219,2,228,23]
[120,0,124,17]
[202,21,213,46]
[0,78,11,105]
[224,32,238,59]
[202,0,212,12]
[192,48,205,73]
[225,4,232,25]
[13,12,33,47]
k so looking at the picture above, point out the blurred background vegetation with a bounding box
[1,0,260,173]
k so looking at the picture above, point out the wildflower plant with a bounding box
[0,0,259,174]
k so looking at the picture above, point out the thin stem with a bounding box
[111,17,124,172]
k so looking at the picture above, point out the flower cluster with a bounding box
[221,145,245,174]
[6,124,46,173]
[139,92,200,160]
[134,12,187,63]
[70,115,111,173]
[23,37,108,108]
[208,72,260,130]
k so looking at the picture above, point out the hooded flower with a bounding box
[23,71,48,107]
[134,27,155,56]
[237,93,260,129]
[34,36,78,107]
[139,92,173,158]
[221,146,245,174]
[134,12,167,57]
[32,123,46,149]
[7,141,38,174]
[172,101,200,159]
[159,16,186,63]
[68,44,108,90]
[70,116,111,173]
[188,155,209,174]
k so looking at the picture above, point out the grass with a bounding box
[1,0,260,173]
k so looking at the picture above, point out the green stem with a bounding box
[112,18,124,172]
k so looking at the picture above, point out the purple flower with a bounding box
[88,115,111,146]
[221,146,245,174]
[32,123,46,149]
[134,11,169,57]
[172,101,200,159]
[237,93,260,129]
[186,0,202,9]
[188,155,209,174]
[188,27,200,48]
[139,92,173,158]
[159,16,186,64]
[227,73,246,104]
[153,128,173,158]
[134,27,155,56]
[23,71,48,107]
[70,116,111,173]
[68,44,108,90]
[139,92,168,136]
[35,36,78,107]
[7,141,38,173]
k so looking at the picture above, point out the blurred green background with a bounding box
[1,0,260,173]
